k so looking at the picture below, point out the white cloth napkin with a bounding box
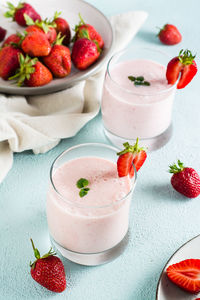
[0,11,148,183]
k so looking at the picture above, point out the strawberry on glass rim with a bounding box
[166,49,197,89]
[117,138,147,178]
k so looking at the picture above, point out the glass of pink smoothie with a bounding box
[101,47,176,151]
[46,143,137,266]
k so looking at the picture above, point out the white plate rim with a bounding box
[156,233,200,300]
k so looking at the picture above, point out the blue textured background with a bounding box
[1,0,200,299]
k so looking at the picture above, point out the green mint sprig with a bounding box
[128,75,150,86]
[76,178,90,197]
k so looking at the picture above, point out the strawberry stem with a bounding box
[117,138,146,156]
[30,238,56,269]
[178,49,196,65]
[30,238,41,259]
[169,160,185,174]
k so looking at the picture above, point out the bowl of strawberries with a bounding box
[0,0,113,95]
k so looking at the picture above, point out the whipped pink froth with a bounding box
[110,59,170,97]
[102,59,176,139]
[52,157,131,207]
[46,157,134,253]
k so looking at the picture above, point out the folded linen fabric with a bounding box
[0,10,148,183]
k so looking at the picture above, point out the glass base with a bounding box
[104,124,173,151]
[50,232,129,266]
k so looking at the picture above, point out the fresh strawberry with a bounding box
[9,54,53,87]
[43,34,71,78]
[0,45,21,80]
[21,31,51,57]
[169,160,200,198]
[117,139,147,178]
[166,49,197,89]
[24,14,57,44]
[53,12,71,46]
[30,239,66,293]
[72,38,100,70]
[73,14,104,49]
[0,26,7,42]
[166,259,200,293]
[2,33,21,47]
[158,24,182,45]
[4,1,41,27]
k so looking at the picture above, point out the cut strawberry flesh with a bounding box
[177,61,197,89]
[166,259,200,293]
[117,152,134,177]
[166,57,182,85]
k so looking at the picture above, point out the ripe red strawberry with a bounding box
[2,33,21,47]
[117,139,147,178]
[9,54,53,87]
[169,160,200,198]
[0,26,7,42]
[0,46,21,80]
[30,239,66,293]
[73,14,104,49]
[4,1,41,27]
[72,38,100,70]
[24,14,57,44]
[166,259,200,293]
[158,24,182,45]
[166,49,197,89]
[43,34,71,78]
[53,12,71,46]
[22,32,51,57]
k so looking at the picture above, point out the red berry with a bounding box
[167,259,200,293]
[73,14,104,49]
[117,139,147,178]
[0,26,7,42]
[4,2,41,27]
[166,49,197,89]
[72,38,100,70]
[169,160,200,198]
[30,239,66,293]
[158,24,182,45]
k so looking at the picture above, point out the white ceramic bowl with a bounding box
[0,0,113,95]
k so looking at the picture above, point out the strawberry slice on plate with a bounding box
[166,259,200,294]
[117,138,147,178]
[166,49,197,89]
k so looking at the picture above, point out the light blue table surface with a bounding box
[1,0,200,299]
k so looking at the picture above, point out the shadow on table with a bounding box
[142,182,191,203]
[136,29,161,45]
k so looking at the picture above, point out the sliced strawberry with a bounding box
[177,60,197,89]
[117,139,147,178]
[166,57,182,85]
[166,259,200,294]
[117,152,134,177]
[166,49,197,89]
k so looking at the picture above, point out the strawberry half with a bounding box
[166,259,200,294]
[166,49,197,89]
[117,139,147,178]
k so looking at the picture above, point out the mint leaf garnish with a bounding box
[128,75,150,86]
[76,178,90,197]
[79,188,90,198]
[76,178,89,189]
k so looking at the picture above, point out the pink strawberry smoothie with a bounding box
[102,59,176,139]
[46,156,134,253]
